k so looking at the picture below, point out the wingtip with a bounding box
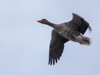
[89,26,92,31]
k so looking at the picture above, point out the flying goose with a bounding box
[37,13,92,65]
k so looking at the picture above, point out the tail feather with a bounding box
[80,36,92,45]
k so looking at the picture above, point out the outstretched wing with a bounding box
[48,29,69,65]
[69,13,92,34]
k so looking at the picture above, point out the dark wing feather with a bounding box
[48,29,69,65]
[70,13,92,34]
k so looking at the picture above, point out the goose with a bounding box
[37,13,92,65]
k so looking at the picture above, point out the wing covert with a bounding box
[70,13,92,34]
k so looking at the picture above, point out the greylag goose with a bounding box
[37,13,92,65]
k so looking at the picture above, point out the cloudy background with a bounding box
[0,0,100,75]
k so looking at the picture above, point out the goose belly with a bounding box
[58,30,82,42]
[59,30,91,45]
[59,30,75,40]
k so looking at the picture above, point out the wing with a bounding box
[48,29,69,65]
[69,13,92,34]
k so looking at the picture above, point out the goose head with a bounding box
[37,19,58,30]
[37,19,49,24]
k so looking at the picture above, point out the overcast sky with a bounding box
[0,0,100,75]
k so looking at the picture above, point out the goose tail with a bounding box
[79,36,92,45]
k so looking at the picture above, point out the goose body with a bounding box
[37,13,92,65]
[57,22,91,45]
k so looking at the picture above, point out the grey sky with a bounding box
[0,0,100,75]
